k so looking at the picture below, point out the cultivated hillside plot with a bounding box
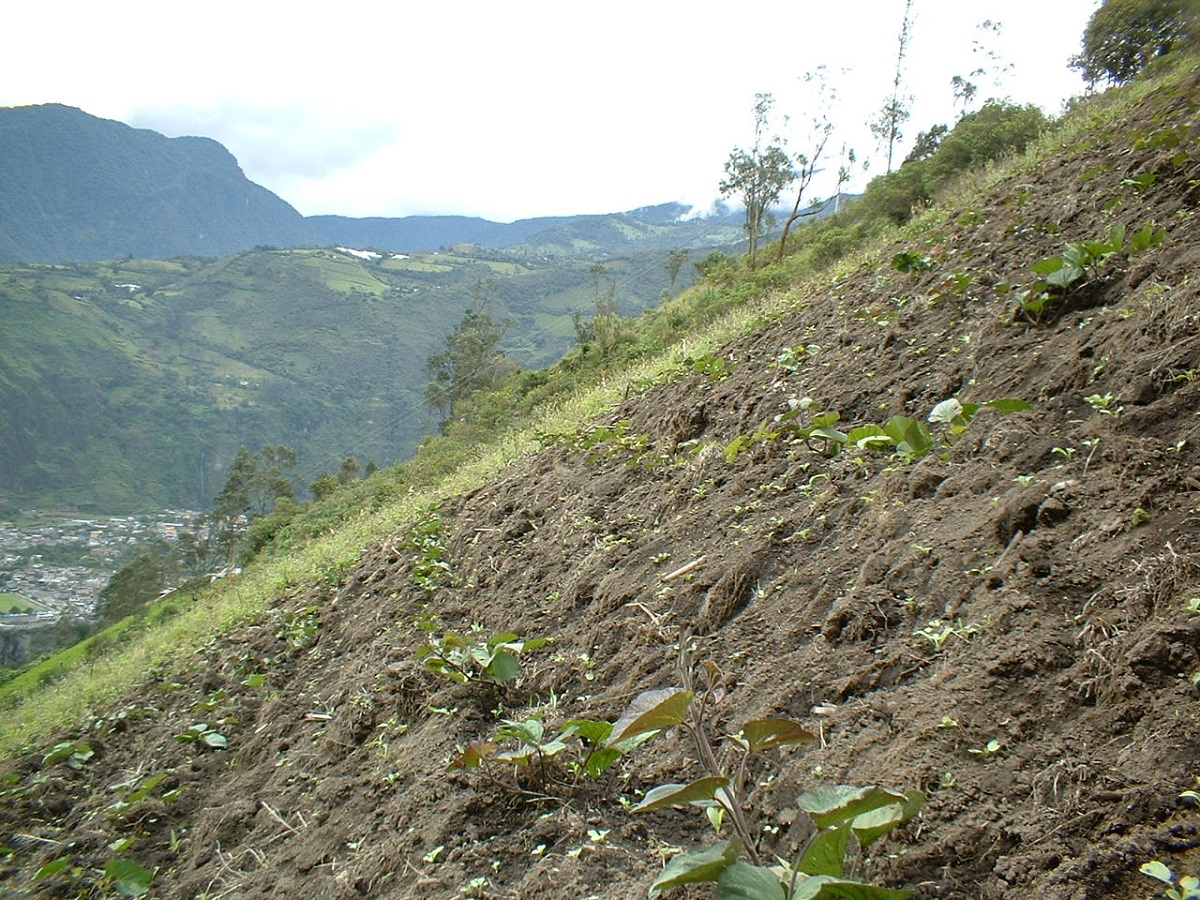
[3,76,1200,899]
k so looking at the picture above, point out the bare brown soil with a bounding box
[4,76,1200,900]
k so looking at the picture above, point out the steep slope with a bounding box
[0,105,314,261]
[2,74,1200,900]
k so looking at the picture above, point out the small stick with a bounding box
[662,555,707,582]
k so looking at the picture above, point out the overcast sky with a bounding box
[3,1,1100,222]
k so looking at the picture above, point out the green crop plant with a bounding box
[34,855,155,898]
[891,250,934,273]
[1083,392,1123,416]
[275,603,320,649]
[726,396,1029,465]
[968,739,1004,758]
[415,621,549,687]
[775,344,822,372]
[537,419,668,469]
[41,740,94,771]
[1140,861,1200,900]
[450,688,689,793]
[915,619,981,651]
[634,653,923,899]
[1016,222,1166,322]
[106,772,179,822]
[401,506,453,593]
[174,723,227,750]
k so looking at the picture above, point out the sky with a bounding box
[2,1,1101,223]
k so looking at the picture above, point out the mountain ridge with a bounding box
[0,104,746,263]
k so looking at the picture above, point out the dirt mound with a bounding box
[4,77,1200,899]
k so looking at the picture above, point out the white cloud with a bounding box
[1,0,1099,221]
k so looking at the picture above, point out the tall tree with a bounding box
[776,68,843,263]
[664,249,689,293]
[871,0,917,173]
[719,93,794,269]
[424,309,513,428]
[1073,0,1197,85]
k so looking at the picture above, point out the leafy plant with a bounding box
[891,250,934,273]
[41,740,94,771]
[450,700,668,792]
[915,619,981,650]
[402,506,453,593]
[1141,860,1200,900]
[1084,392,1123,416]
[276,603,320,649]
[415,621,548,687]
[725,396,1029,465]
[1016,222,1166,321]
[106,772,178,822]
[174,723,227,750]
[635,654,922,899]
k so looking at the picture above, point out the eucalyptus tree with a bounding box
[719,93,794,269]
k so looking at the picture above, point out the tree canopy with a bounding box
[1074,0,1198,84]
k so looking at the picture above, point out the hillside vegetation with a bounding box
[2,55,1200,900]
[0,243,691,512]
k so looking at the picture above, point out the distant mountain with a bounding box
[0,104,315,261]
[0,105,750,263]
[308,204,748,257]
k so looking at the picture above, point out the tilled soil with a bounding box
[3,76,1200,900]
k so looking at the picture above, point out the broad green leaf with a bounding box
[926,398,963,425]
[124,774,167,803]
[716,861,787,899]
[810,410,841,428]
[808,427,848,446]
[799,823,850,876]
[983,398,1032,415]
[580,746,622,777]
[796,785,908,831]
[742,718,816,752]
[847,425,892,451]
[634,776,728,813]
[1128,222,1165,255]
[486,630,521,648]
[496,718,544,745]
[1044,264,1083,289]
[560,718,613,745]
[1030,256,1068,276]
[725,434,753,463]
[105,858,154,898]
[850,804,905,850]
[33,857,71,881]
[881,417,932,460]
[649,839,742,899]
[791,875,911,900]
[607,688,692,747]
[484,649,520,683]
[1139,860,1174,885]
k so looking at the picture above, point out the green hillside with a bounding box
[0,244,691,513]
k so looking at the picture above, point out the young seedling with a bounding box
[415,621,549,687]
[1083,393,1123,416]
[174,723,227,750]
[636,649,923,898]
[1140,860,1200,900]
[968,739,1004,758]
